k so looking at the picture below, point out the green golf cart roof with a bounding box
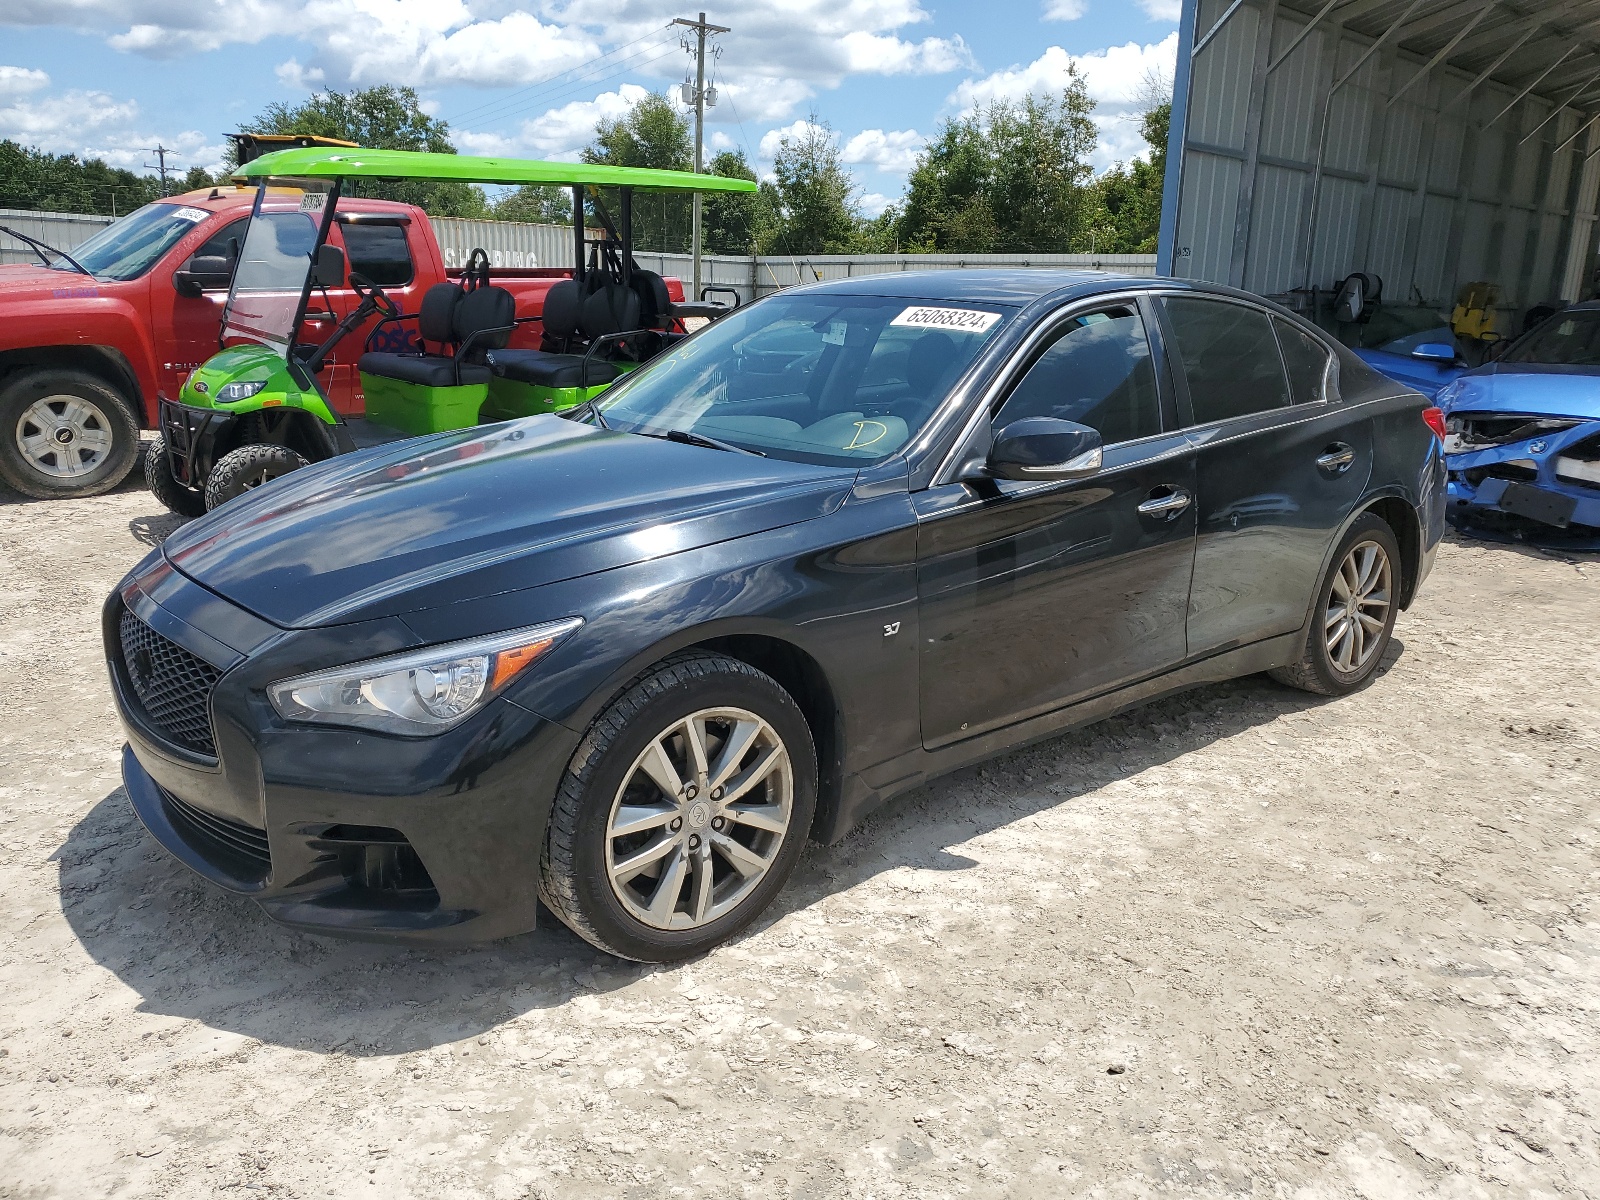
[233,146,758,193]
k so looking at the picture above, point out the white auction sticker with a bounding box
[172,206,209,223]
[299,192,327,213]
[890,306,1001,334]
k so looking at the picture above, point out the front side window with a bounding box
[1274,317,1336,405]
[597,294,1012,465]
[341,223,414,287]
[1504,309,1600,366]
[1162,296,1291,424]
[57,201,211,281]
[992,304,1161,445]
[190,218,248,290]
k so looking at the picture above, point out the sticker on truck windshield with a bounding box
[299,192,327,213]
[890,306,1001,334]
[172,206,208,223]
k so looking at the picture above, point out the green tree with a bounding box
[1081,100,1169,253]
[701,149,765,255]
[0,140,161,215]
[897,69,1099,253]
[491,185,572,224]
[583,92,693,251]
[759,116,859,255]
[240,85,488,217]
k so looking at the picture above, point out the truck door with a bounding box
[154,216,247,402]
[323,215,425,415]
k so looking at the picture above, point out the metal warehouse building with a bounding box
[1159,0,1600,341]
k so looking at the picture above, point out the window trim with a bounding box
[1270,313,1340,407]
[931,288,1171,487]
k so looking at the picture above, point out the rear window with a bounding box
[341,223,414,287]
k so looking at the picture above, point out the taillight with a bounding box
[1422,406,1447,442]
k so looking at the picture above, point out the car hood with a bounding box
[163,416,856,628]
[0,263,103,298]
[1440,363,1600,419]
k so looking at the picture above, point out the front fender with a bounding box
[0,295,160,407]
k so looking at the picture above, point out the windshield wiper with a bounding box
[0,225,91,276]
[662,428,765,457]
[572,398,608,429]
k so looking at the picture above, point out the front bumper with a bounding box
[107,554,581,944]
[1445,419,1600,530]
[158,396,237,487]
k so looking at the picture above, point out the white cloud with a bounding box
[274,59,325,88]
[0,66,49,99]
[1043,0,1088,19]
[1138,0,1181,19]
[952,34,1177,109]
[840,128,925,174]
[859,191,894,217]
[456,83,648,160]
[0,76,228,176]
[758,119,827,161]
[839,32,972,75]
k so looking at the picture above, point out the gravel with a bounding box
[1,479,1597,1198]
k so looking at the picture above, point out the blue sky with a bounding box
[1,0,1178,216]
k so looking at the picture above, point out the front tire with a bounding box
[0,368,140,499]
[540,652,817,962]
[204,443,309,511]
[143,432,207,517]
[1270,512,1401,696]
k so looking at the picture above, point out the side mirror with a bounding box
[985,417,1103,482]
[1411,342,1457,363]
[311,244,345,288]
[173,253,233,297]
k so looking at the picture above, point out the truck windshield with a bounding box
[54,202,211,280]
[221,194,324,354]
[595,293,1012,466]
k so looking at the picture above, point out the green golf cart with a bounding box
[150,147,756,514]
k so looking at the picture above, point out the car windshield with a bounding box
[51,202,212,280]
[1504,310,1600,366]
[595,293,1012,465]
[221,188,326,354]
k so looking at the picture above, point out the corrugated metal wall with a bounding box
[0,208,114,265]
[1164,0,1600,318]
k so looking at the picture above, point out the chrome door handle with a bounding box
[1317,443,1356,472]
[1137,486,1192,518]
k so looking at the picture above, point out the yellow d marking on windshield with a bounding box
[844,420,889,450]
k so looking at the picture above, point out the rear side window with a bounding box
[1275,317,1335,405]
[341,224,414,287]
[1162,296,1291,424]
[993,304,1161,445]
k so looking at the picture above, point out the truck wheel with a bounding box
[143,432,207,517]
[204,444,309,511]
[0,368,140,499]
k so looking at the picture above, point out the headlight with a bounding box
[216,379,267,403]
[267,617,582,735]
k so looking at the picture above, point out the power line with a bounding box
[672,12,729,298]
[142,144,177,196]
[460,43,683,133]
[444,27,673,127]
[450,31,681,133]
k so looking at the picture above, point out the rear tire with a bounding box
[204,443,309,511]
[143,432,207,517]
[540,652,817,962]
[0,368,140,499]
[1270,512,1401,696]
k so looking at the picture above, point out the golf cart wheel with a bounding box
[539,652,817,963]
[1270,512,1401,697]
[0,368,140,499]
[143,432,207,517]
[204,443,309,511]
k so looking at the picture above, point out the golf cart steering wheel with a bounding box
[350,272,400,319]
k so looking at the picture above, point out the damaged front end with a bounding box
[1438,371,1600,541]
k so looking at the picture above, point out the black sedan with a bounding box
[107,271,1446,962]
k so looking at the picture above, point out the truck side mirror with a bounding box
[173,254,233,297]
[312,244,346,288]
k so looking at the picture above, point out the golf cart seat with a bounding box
[484,279,640,389]
[359,279,515,387]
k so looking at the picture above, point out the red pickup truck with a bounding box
[0,187,640,499]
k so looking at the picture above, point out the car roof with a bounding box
[788,269,1144,305]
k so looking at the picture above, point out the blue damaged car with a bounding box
[1437,303,1600,535]
[1353,326,1465,401]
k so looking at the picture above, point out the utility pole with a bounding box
[144,145,175,196]
[672,12,728,300]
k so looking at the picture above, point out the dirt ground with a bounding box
[1,472,1597,1200]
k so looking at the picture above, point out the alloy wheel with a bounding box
[604,707,793,930]
[1325,539,1392,673]
[15,395,114,479]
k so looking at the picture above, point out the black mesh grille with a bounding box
[119,608,221,756]
[161,789,271,882]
